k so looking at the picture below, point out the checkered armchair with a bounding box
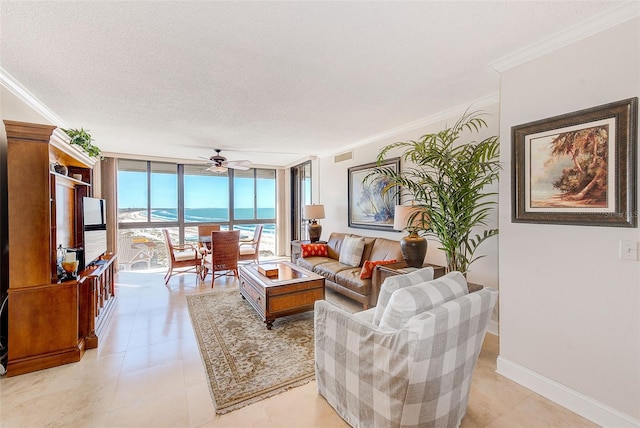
[314,272,498,428]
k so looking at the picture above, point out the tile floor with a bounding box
[0,267,597,427]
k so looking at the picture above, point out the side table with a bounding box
[290,240,327,263]
[375,261,446,283]
[374,261,483,293]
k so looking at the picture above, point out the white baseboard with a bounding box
[496,356,640,428]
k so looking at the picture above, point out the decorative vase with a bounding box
[308,220,322,243]
[53,163,68,175]
[400,231,427,268]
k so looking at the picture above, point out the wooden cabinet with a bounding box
[79,254,117,350]
[4,120,116,376]
[7,283,82,375]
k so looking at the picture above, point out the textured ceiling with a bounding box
[0,1,630,167]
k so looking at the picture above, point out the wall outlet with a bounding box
[620,240,639,261]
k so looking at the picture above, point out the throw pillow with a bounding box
[378,271,469,331]
[300,243,329,258]
[372,266,435,326]
[359,259,397,279]
[338,236,365,267]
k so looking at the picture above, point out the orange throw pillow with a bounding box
[359,259,397,279]
[300,243,329,258]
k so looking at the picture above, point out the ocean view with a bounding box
[139,207,276,223]
[118,208,277,270]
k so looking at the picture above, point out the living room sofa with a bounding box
[295,232,403,309]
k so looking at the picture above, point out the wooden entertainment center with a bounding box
[4,120,117,376]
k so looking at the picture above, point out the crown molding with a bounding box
[0,67,67,127]
[324,91,500,158]
[491,1,640,73]
[50,128,97,167]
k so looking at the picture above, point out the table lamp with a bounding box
[394,204,428,268]
[304,204,325,243]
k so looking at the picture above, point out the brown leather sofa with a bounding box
[295,232,402,309]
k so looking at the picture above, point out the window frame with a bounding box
[117,160,276,244]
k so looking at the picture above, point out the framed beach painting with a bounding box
[512,97,637,227]
[348,158,401,231]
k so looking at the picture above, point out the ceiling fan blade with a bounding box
[200,149,252,172]
[225,160,250,166]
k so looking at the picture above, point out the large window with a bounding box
[184,165,229,222]
[117,159,149,223]
[150,162,178,222]
[117,160,276,270]
[234,169,255,220]
[256,169,276,220]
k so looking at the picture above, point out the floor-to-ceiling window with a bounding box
[291,161,312,241]
[117,160,276,271]
[183,164,230,245]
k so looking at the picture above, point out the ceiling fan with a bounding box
[202,149,251,172]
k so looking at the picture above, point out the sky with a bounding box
[117,171,275,210]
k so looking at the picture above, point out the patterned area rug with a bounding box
[187,287,319,414]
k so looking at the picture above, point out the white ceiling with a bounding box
[0,1,632,168]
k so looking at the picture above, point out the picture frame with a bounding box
[348,158,401,231]
[512,97,637,227]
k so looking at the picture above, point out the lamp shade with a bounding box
[303,204,325,220]
[393,205,424,231]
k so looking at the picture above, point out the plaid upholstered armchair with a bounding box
[314,270,498,428]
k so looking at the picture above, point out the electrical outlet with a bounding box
[620,240,639,261]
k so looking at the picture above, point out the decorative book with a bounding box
[258,264,279,278]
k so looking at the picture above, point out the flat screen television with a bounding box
[83,197,106,230]
[82,197,107,266]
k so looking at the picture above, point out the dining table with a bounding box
[198,232,251,249]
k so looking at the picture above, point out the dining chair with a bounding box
[197,224,221,255]
[162,229,201,285]
[202,230,240,286]
[238,225,263,264]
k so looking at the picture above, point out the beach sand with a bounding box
[118,211,275,270]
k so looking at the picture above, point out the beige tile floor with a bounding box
[0,267,597,428]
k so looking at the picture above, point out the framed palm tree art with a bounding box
[512,97,637,227]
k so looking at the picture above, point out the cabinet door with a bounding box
[7,137,52,288]
[8,282,81,374]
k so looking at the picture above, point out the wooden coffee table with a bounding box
[239,262,325,329]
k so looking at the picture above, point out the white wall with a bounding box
[1,86,53,124]
[317,102,501,290]
[497,18,640,426]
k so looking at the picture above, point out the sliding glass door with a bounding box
[290,161,312,241]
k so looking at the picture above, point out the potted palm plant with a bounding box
[369,110,500,274]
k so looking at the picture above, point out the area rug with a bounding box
[187,288,318,414]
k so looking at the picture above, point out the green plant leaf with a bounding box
[370,109,500,273]
[62,127,103,159]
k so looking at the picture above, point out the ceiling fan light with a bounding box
[206,165,227,173]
